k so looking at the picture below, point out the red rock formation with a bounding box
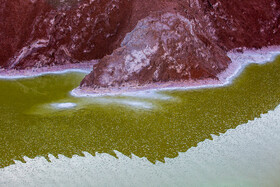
[81,0,280,89]
[0,0,131,68]
[0,0,50,68]
[81,12,230,88]
[205,0,280,50]
[1,0,279,89]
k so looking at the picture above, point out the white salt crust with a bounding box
[1,105,280,186]
[0,61,97,80]
[0,46,279,97]
[71,45,280,98]
[0,69,91,80]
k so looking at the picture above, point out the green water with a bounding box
[0,57,280,168]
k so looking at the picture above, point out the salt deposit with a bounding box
[1,105,280,186]
[51,103,77,109]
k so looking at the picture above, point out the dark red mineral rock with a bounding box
[1,0,279,89]
[0,0,131,68]
[80,0,280,88]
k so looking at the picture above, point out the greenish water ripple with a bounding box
[0,56,280,168]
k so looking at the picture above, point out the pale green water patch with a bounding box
[1,57,280,168]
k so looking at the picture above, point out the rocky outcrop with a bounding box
[205,0,280,50]
[81,12,229,88]
[1,0,280,89]
[81,0,280,89]
[0,0,131,68]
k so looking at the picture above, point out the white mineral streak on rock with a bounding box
[125,44,159,74]
[9,39,49,68]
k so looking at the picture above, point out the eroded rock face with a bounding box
[81,0,280,89]
[81,13,229,88]
[1,0,280,89]
[206,0,280,50]
[0,0,131,68]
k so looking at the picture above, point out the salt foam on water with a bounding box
[117,100,153,109]
[51,102,77,109]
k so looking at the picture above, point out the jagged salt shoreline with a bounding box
[1,102,280,186]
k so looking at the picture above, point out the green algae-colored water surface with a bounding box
[0,57,280,168]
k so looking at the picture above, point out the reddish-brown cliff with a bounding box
[206,0,280,50]
[0,0,131,68]
[81,0,280,88]
[1,0,279,90]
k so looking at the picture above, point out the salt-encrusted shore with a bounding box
[71,46,280,97]
[0,46,279,97]
[0,61,98,79]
